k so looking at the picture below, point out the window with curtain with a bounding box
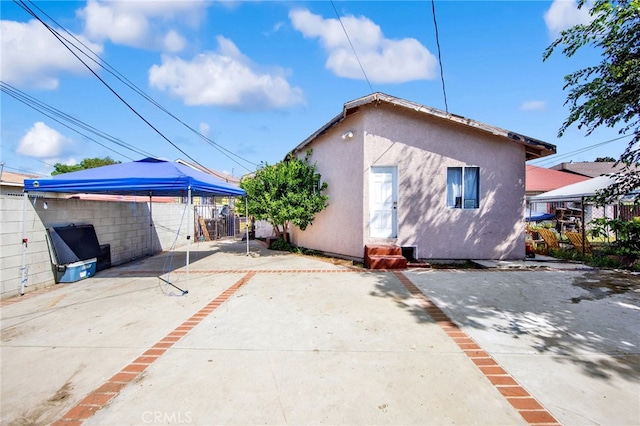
[447,166,479,209]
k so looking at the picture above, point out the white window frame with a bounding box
[447,166,480,209]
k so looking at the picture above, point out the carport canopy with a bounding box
[23,157,246,198]
[22,158,247,295]
[528,175,617,203]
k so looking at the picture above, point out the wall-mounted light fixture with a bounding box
[341,131,354,140]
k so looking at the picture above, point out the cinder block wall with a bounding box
[1,194,192,299]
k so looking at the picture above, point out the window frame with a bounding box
[447,166,480,209]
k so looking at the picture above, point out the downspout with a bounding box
[149,192,153,255]
[186,187,192,290]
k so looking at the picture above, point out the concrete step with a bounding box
[365,244,402,257]
[367,255,408,270]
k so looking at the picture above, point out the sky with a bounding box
[0,0,632,179]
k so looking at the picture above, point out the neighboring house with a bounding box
[549,161,626,178]
[0,170,41,197]
[525,165,589,198]
[175,158,240,185]
[287,92,556,261]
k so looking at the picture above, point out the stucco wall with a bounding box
[290,115,365,259]
[291,103,528,261]
[1,194,193,299]
[363,105,526,260]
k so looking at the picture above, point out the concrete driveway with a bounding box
[1,240,638,425]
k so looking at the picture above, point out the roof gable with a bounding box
[290,92,556,160]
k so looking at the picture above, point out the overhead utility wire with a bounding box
[3,163,51,176]
[2,84,135,161]
[24,0,257,172]
[330,1,374,93]
[1,81,151,160]
[431,0,448,112]
[529,134,632,167]
[15,1,205,169]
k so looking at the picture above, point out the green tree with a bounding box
[238,150,328,240]
[543,0,639,204]
[595,156,616,162]
[51,156,121,175]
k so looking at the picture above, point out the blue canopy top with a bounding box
[23,158,245,197]
[525,212,556,222]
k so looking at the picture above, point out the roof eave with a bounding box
[289,92,557,160]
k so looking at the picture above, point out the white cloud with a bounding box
[148,36,304,110]
[163,30,187,53]
[544,0,593,38]
[199,122,210,136]
[79,0,206,52]
[289,9,437,84]
[520,100,546,112]
[17,122,74,158]
[0,19,103,89]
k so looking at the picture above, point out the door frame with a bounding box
[369,166,398,238]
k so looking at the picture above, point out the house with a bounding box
[549,161,626,178]
[175,158,240,185]
[0,170,41,197]
[525,165,589,198]
[287,92,556,262]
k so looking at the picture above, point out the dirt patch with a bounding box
[1,326,23,342]
[8,381,74,426]
[47,382,72,403]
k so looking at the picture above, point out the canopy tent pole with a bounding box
[186,187,191,292]
[20,192,28,295]
[158,194,189,296]
[245,197,249,256]
[149,192,153,255]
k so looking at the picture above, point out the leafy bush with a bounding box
[589,216,640,258]
[268,238,293,251]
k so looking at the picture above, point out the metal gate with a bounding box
[193,200,239,241]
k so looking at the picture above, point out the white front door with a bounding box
[369,166,397,238]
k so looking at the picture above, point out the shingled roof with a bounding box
[549,161,627,178]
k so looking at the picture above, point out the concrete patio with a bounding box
[1,240,638,425]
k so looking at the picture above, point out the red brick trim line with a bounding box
[392,271,561,426]
[50,272,256,426]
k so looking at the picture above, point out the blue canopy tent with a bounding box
[22,158,247,295]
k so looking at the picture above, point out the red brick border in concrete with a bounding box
[50,272,256,426]
[14,267,561,425]
[393,271,561,426]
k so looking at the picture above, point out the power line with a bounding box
[430,0,448,113]
[1,81,151,160]
[528,134,632,167]
[2,163,51,176]
[21,0,258,172]
[330,1,374,93]
[15,1,210,170]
